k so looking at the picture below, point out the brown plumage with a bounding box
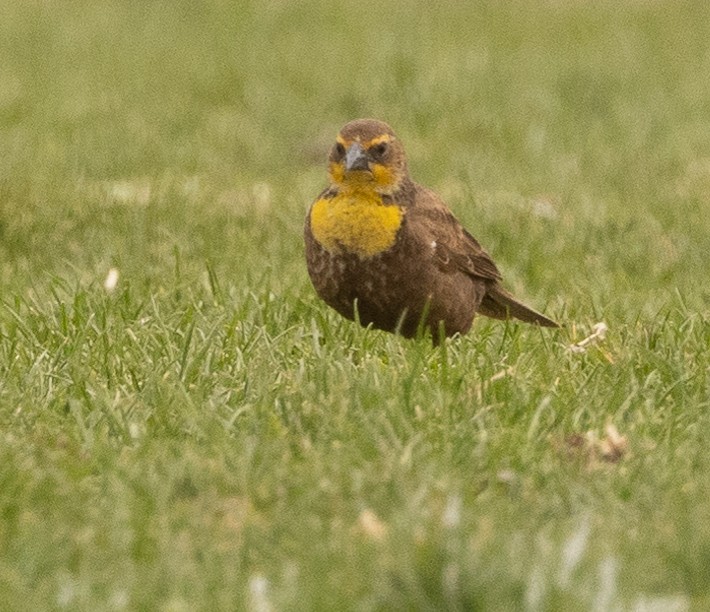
[304,118,559,340]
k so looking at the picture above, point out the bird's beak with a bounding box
[344,142,369,172]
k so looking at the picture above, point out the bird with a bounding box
[304,118,559,341]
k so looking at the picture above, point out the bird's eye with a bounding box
[334,142,346,159]
[369,142,388,159]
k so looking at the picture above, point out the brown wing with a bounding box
[407,190,559,327]
[406,185,502,282]
[451,226,502,281]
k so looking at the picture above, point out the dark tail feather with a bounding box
[479,285,559,328]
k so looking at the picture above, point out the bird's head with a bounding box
[327,119,409,195]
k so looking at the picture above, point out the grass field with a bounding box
[2,0,710,609]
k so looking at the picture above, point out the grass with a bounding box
[1,0,710,609]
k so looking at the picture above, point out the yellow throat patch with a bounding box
[310,190,404,258]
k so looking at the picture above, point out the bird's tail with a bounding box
[479,285,559,328]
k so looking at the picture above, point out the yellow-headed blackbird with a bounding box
[304,118,559,339]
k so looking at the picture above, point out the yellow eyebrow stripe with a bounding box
[335,133,392,147]
[363,134,392,147]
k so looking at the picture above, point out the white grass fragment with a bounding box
[442,494,462,529]
[103,268,120,292]
[107,180,151,205]
[632,594,690,612]
[598,423,628,463]
[558,516,590,587]
[109,589,129,610]
[128,422,143,440]
[252,182,272,214]
[248,574,272,612]
[357,509,387,541]
[570,322,608,353]
[496,469,517,485]
[525,564,546,612]
[531,197,558,219]
[56,574,77,607]
[593,556,618,612]
[489,367,513,382]
[557,422,629,465]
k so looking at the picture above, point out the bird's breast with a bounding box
[309,191,404,258]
